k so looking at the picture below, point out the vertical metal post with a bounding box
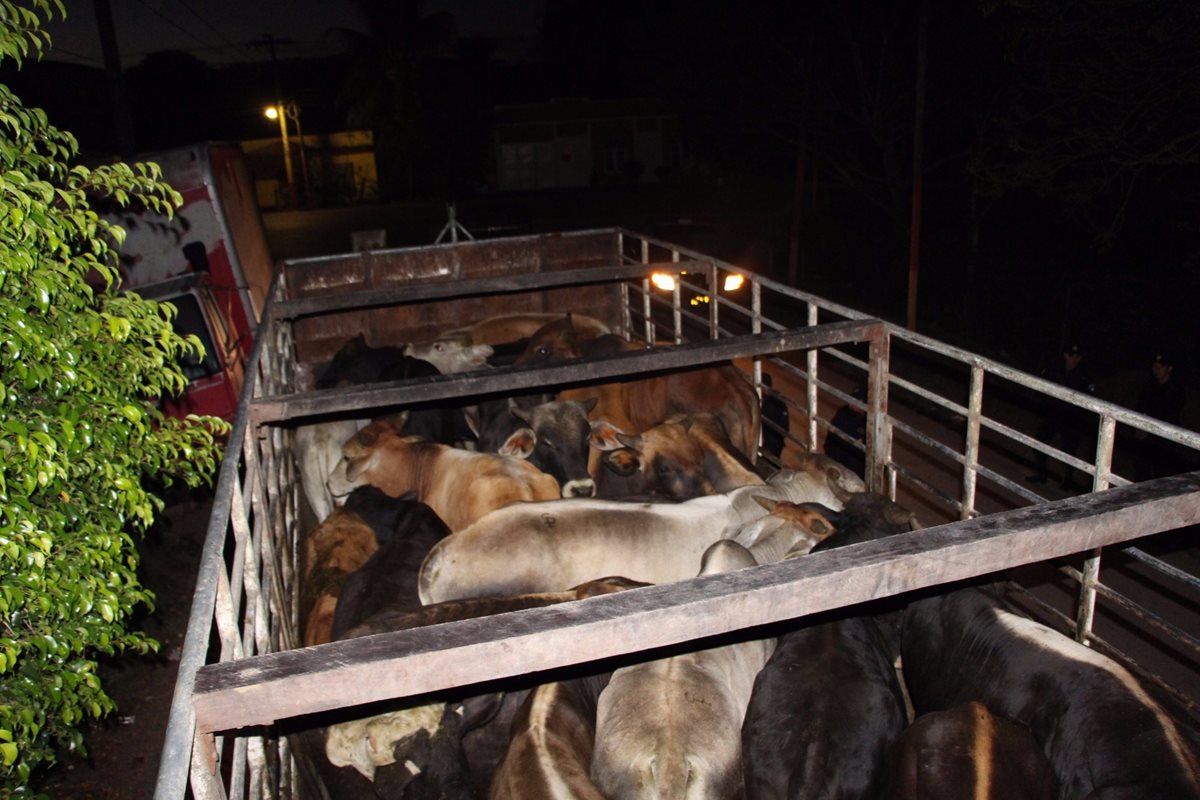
[1074,414,1116,646]
[640,239,652,342]
[672,277,682,345]
[751,279,763,452]
[961,364,985,520]
[806,302,819,453]
[864,325,892,494]
[708,261,719,339]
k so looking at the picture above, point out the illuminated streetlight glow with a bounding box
[723,273,745,291]
[264,105,280,120]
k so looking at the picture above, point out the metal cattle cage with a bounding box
[155,228,1200,800]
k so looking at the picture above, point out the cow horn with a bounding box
[828,466,855,503]
[509,399,532,424]
[885,505,921,531]
[753,495,779,512]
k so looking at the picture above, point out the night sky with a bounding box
[11,1,1200,381]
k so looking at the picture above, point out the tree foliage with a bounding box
[0,2,225,792]
[974,0,1200,251]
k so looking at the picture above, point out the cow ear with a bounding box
[343,455,368,483]
[615,432,644,450]
[373,410,410,431]
[581,397,599,414]
[500,427,536,459]
[603,448,642,476]
[590,420,625,450]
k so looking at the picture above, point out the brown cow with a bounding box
[595,412,764,499]
[517,314,763,464]
[438,312,611,346]
[327,418,561,531]
[882,702,1058,800]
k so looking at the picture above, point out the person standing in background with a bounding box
[1133,350,1187,481]
[1026,342,1096,491]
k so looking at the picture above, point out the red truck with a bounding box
[109,141,274,420]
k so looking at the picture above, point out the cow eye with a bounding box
[656,461,673,476]
[536,345,550,359]
[541,438,557,451]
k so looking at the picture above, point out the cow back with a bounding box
[881,701,1057,800]
[901,585,1200,799]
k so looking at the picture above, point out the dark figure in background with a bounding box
[1133,350,1187,481]
[824,387,868,478]
[1026,342,1096,491]
[760,372,789,459]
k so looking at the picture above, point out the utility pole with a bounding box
[93,0,136,159]
[249,34,295,205]
[906,0,929,331]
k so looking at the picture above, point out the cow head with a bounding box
[327,415,413,498]
[595,417,716,500]
[515,313,585,365]
[500,398,600,497]
[403,339,494,374]
[729,498,838,562]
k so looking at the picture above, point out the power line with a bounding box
[133,0,223,55]
[176,0,256,62]
[43,43,105,67]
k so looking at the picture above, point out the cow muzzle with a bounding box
[562,478,596,498]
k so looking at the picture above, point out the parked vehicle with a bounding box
[109,142,274,420]
[155,228,1200,800]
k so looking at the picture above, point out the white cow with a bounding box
[418,453,864,604]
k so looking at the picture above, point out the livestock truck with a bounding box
[154,228,1200,799]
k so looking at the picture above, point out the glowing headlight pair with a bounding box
[650,272,745,292]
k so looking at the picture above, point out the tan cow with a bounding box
[327,418,561,531]
[591,540,774,799]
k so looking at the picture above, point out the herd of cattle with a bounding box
[291,313,1200,799]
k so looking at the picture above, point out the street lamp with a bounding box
[265,101,311,207]
[263,102,295,206]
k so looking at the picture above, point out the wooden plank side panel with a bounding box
[192,472,1200,733]
[284,231,622,375]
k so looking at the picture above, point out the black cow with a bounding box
[475,397,600,498]
[329,498,451,642]
[741,491,918,800]
[316,334,475,445]
[901,584,1200,800]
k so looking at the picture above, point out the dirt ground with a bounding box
[33,490,215,800]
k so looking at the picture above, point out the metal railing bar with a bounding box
[252,323,884,424]
[277,262,675,321]
[887,461,965,517]
[1057,564,1200,660]
[1120,546,1200,593]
